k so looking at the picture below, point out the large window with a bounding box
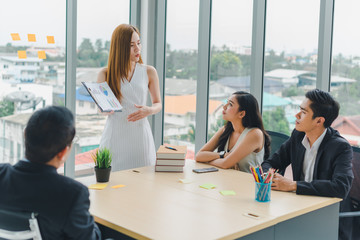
[74,0,129,177]
[2,1,357,173]
[0,0,65,164]
[331,0,360,147]
[207,0,253,140]
[262,0,320,135]
[163,0,199,159]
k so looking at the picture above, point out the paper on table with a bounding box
[88,183,108,190]
[220,190,236,196]
[111,184,125,189]
[199,183,216,190]
[179,178,193,184]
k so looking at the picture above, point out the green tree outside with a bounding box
[0,101,14,117]
[210,49,242,80]
[263,107,290,135]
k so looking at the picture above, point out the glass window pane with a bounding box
[164,0,199,160]
[75,0,129,177]
[263,0,320,135]
[331,0,360,147]
[208,0,253,140]
[0,0,65,164]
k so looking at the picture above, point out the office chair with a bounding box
[266,130,290,156]
[0,209,42,240]
[266,130,291,176]
[339,146,360,240]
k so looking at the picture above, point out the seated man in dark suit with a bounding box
[0,106,101,240]
[262,89,353,240]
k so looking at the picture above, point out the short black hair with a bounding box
[305,89,340,128]
[25,106,75,163]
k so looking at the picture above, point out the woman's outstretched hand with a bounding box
[127,104,151,122]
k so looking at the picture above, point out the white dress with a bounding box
[224,128,264,173]
[99,63,156,171]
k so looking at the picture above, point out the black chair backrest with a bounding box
[266,130,290,156]
[350,146,360,201]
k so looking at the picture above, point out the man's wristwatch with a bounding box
[219,151,226,158]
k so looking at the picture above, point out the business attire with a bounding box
[0,160,101,240]
[262,127,353,240]
[224,128,264,173]
[262,127,353,198]
[99,63,156,171]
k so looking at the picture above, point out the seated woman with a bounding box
[196,91,270,172]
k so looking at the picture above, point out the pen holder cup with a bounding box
[255,182,272,202]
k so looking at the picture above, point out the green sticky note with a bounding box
[220,190,236,196]
[199,183,216,190]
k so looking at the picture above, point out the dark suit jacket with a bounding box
[0,160,101,240]
[262,127,353,198]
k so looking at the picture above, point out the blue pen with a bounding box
[256,168,263,183]
[165,146,177,151]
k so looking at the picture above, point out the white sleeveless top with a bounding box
[224,128,264,173]
[99,63,156,171]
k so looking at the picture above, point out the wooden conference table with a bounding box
[78,160,341,240]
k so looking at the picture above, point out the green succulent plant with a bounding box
[91,148,112,169]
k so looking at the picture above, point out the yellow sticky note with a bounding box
[47,36,55,44]
[11,33,20,41]
[111,184,125,189]
[17,51,27,59]
[28,34,36,42]
[220,190,236,196]
[199,183,216,190]
[38,51,46,59]
[88,183,108,190]
[179,178,193,184]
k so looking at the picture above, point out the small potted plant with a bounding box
[92,147,112,182]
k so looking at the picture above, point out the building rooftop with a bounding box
[217,76,284,93]
[76,68,102,85]
[332,115,360,136]
[264,69,309,79]
[58,86,94,102]
[165,78,234,98]
[165,95,222,115]
[263,92,291,107]
[0,113,106,138]
[0,56,42,63]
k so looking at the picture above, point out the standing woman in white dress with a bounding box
[97,24,162,171]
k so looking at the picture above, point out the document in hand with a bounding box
[82,82,123,112]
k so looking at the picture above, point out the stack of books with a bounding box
[155,145,187,172]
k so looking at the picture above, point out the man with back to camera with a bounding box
[0,106,101,240]
[262,89,353,240]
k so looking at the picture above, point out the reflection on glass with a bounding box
[74,0,129,177]
[164,0,199,160]
[0,0,65,165]
[331,0,360,147]
[263,0,320,135]
[208,0,253,140]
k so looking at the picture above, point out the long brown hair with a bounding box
[106,24,143,101]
